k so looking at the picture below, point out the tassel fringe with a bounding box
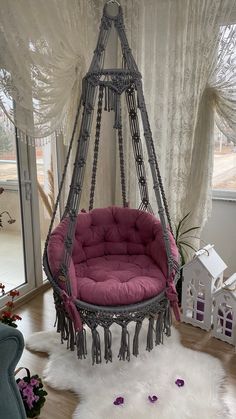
[146,317,155,351]
[68,319,75,350]
[53,299,172,364]
[55,304,69,343]
[103,85,121,129]
[155,311,164,345]
[164,303,172,337]
[118,325,130,361]
[76,328,87,359]
[104,327,112,363]
[92,328,102,365]
[133,321,142,357]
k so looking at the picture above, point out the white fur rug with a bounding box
[26,323,232,419]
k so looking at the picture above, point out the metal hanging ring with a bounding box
[104,0,121,19]
[106,0,120,5]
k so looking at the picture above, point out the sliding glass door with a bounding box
[0,115,36,298]
[35,139,61,279]
[0,133,62,306]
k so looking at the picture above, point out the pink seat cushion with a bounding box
[74,255,166,306]
[47,206,178,306]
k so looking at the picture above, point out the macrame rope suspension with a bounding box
[125,85,153,213]
[117,121,127,207]
[135,80,175,275]
[89,85,104,210]
[42,1,180,364]
[60,81,97,287]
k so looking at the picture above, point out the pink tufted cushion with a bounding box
[47,206,178,306]
[74,255,166,306]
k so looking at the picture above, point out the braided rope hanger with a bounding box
[44,1,175,296]
[42,1,180,364]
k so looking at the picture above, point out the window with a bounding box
[0,109,18,187]
[213,124,236,200]
[212,23,236,201]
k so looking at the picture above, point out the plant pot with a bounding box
[15,367,47,418]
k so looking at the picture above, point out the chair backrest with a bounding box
[48,207,178,280]
[0,323,26,419]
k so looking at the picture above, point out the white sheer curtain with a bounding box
[208,24,236,144]
[122,0,236,229]
[1,0,236,227]
[0,0,103,141]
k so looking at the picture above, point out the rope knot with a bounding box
[61,291,82,331]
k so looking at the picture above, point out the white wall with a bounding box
[201,199,236,277]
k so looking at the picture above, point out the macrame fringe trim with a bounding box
[118,325,131,361]
[54,304,172,364]
[133,321,142,357]
[104,327,112,363]
[76,328,87,359]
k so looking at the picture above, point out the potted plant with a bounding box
[15,368,48,419]
[174,212,200,303]
[0,284,22,327]
[0,284,47,418]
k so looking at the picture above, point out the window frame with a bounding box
[212,189,236,201]
[211,20,236,201]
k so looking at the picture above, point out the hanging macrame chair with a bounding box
[43,0,180,364]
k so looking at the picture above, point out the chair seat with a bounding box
[75,254,166,306]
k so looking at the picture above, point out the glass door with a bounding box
[0,113,36,299]
[0,112,63,306]
[35,138,61,279]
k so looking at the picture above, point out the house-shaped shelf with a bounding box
[181,244,227,331]
[212,274,236,346]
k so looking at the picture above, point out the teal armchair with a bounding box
[0,323,26,419]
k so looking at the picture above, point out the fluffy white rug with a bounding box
[26,323,231,419]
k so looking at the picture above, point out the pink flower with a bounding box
[22,385,34,397]
[148,395,158,403]
[30,378,39,387]
[175,378,185,387]
[17,380,27,390]
[113,396,124,406]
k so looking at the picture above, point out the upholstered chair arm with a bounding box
[0,323,26,419]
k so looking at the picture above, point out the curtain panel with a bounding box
[123,0,236,228]
[0,0,236,230]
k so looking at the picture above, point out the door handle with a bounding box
[22,170,32,201]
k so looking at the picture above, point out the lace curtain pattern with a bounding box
[0,0,236,228]
[208,23,236,144]
[123,0,236,228]
[0,0,103,140]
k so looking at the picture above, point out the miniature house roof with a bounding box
[214,273,236,300]
[184,244,227,278]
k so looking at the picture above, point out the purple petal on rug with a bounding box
[175,378,185,387]
[113,396,124,405]
[148,395,158,403]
